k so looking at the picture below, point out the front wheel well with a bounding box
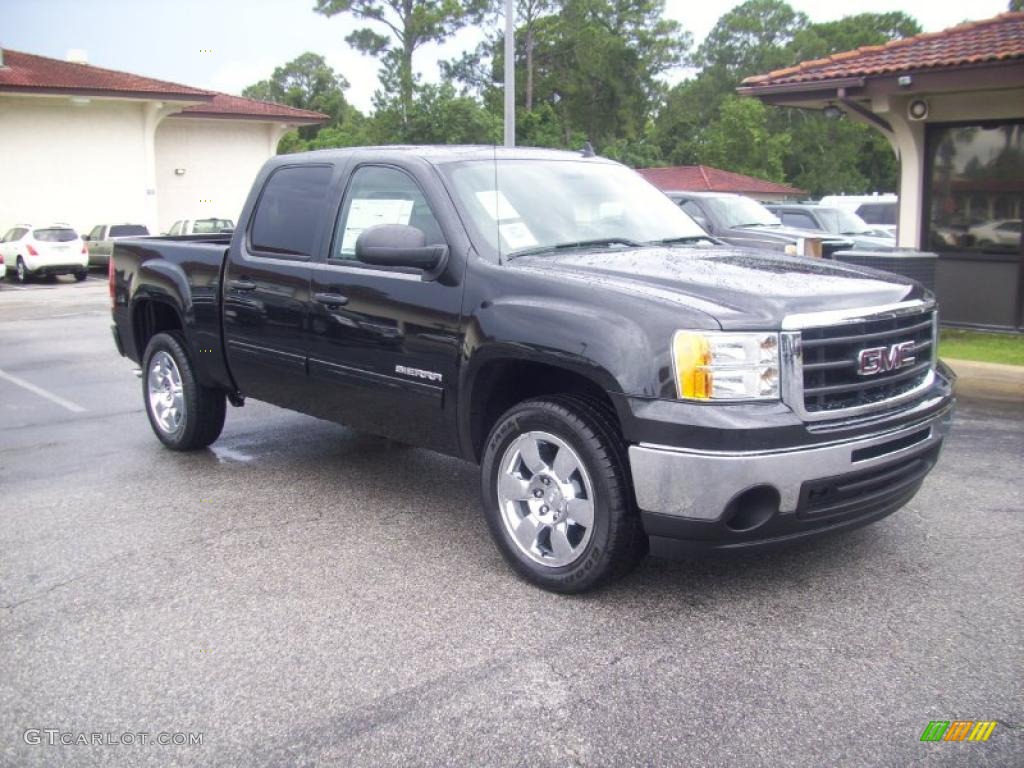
[468,360,621,463]
[132,300,183,360]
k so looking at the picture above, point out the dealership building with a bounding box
[0,49,326,237]
[740,11,1024,330]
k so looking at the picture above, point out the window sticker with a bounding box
[341,198,414,253]
[499,221,538,250]
[475,190,522,222]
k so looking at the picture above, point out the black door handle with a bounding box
[229,279,256,291]
[313,292,349,308]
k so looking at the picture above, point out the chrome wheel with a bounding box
[147,350,185,435]
[497,430,596,568]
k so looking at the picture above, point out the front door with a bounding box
[223,163,335,411]
[306,164,465,453]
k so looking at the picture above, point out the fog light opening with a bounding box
[723,485,780,532]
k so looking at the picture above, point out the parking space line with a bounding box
[0,367,87,413]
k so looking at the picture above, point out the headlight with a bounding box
[672,331,780,401]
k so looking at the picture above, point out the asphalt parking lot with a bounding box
[1,276,1021,767]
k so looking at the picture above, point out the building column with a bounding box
[268,123,292,156]
[869,95,926,249]
[142,101,184,235]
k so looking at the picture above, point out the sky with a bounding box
[0,0,1012,112]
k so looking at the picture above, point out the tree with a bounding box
[699,96,788,181]
[313,0,489,120]
[243,52,354,140]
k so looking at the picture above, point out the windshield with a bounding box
[109,224,149,237]
[816,208,873,235]
[193,218,234,233]
[701,196,780,228]
[441,159,707,257]
[33,228,78,242]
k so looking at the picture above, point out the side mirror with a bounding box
[355,224,447,270]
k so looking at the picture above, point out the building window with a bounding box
[925,121,1023,256]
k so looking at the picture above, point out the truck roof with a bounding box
[278,144,614,166]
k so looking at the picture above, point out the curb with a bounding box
[944,357,1024,404]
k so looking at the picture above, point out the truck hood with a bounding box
[509,245,925,329]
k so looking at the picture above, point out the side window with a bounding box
[1,229,13,242]
[169,221,182,236]
[89,225,104,240]
[332,165,445,261]
[679,200,709,229]
[782,211,820,230]
[250,164,334,257]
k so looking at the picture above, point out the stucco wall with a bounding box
[155,118,278,234]
[0,95,150,235]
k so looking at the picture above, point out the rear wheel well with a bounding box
[469,360,621,462]
[133,300,183,360]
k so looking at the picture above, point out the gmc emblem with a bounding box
[857,341,916,376]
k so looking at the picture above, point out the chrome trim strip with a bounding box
[781,298,935,330]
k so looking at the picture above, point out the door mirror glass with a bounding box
[355,224,446,270]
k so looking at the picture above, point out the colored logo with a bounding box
[920,721,997,742]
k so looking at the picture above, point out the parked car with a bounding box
[0,223,88,282]
[819,194,898,237]
[166,218,235,236]
[666,191,854,257]
[84,223,151,269]
[967,218,1021,249]
[0,251,6,280]
[109,146,953,593]
[765,203,895,250]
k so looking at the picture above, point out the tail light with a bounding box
[108,254,116,309]
[26,244,39,256]
[82,243,88,255]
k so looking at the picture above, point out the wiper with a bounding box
[648,235,717,245]
[508,237,642,259]
[733,222,772,229]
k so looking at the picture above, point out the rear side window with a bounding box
[250,165,334,257]
[33,228,78,242]
[192,219,233,234]
[857,202,896,225]
[781,211,820,230]
[110,225,149,237]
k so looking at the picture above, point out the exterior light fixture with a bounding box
[822,104,843,120]
[174,168,186,176]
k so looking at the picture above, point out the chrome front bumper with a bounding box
[628,403,953,522]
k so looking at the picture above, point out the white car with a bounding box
[968,218,1021,248]
[0,224,88,283]
[0,252,6,280]
[165,217,235,236]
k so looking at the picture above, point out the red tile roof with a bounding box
[172,93,327,123]
[637,165,805,197]
[0,49,211,99]
[0,48,327,122]
[742,12,1024,88]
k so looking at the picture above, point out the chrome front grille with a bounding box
[781,301,938,422]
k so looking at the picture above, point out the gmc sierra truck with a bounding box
[109,146,954,592]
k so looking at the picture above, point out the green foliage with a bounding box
[242,52,354,140]
[314,0,489,116]
[255,0,924,199]
[699,97,788,182]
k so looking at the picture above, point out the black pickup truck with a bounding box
[110,146,954,592]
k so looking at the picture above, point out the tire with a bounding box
[15,257,29,283]
[142,331,226,451]
[74,269,87,282]
[480,395,646,593]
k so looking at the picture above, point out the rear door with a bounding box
[223,163,337,411]
[305,161,466,453]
